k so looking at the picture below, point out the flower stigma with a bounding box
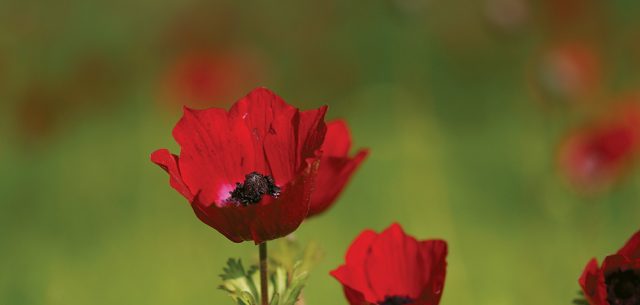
[229,172,280,205]
[378,295,414,305]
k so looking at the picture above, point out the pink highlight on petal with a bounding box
[216,183,236,207]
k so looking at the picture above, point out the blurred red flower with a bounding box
[307,120,369,218]
[151,87,327,244]
[540,0,607,46]
[161,51,263,110]
[331,223,448,305]
[558,103,640,191]
[16,83,61,144]
[579,230,640,305]
[537,42,601,102]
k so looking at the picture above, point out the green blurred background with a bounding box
[2,0,640,304]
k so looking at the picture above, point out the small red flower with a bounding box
[331,223,448,305]
[558,104,640,191]
[151,87,327,244]
[579,230,640,305]
[307,120,369,218]
[538,42,601,101]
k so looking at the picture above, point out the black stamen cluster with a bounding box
[606,269,640,305]
[378,295,414,305]
[229,172,280,205]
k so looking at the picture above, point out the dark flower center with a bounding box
[229,172,280,205]
[606,269,640,305]
[378,295,414,305]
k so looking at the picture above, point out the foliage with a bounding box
[219,239,322,305]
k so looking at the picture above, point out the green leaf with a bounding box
[281,271,308,305]
[270,292,280,305]
[220,258,248,280]
[219,259,259,305]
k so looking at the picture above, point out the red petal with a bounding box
[229,87,292,117]
[602,254,633,274]
[263,109,299,184]
[227,88,327,185]
[229,87,295,180]
[308,149,369,217]
[190,158,319,243]
[617,230,640,259]
[172,106,254,206]
[342,286,369,305]
[150,149,194,202]
[365,223,424,300]
[416,240,448,305]
[297,107,328,165]
[324,120,352,157]
[579,258,607,305]
[331,229,378,303]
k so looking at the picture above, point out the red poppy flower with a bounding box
[579,230,640,305]
[558,103,640,191]
[307,120,368,218]
[160,50,263,110]
[151,87,327,244]
[331,223,448,305]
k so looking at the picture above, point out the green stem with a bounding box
[259,242,268,305]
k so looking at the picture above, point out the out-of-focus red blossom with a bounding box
[558,103,640,191]
[151,88,327,244]
[331,223,448,305]
[538,42,601,102]
[16,84,60,143]
[579,230,640,305]
[161,51,263,110]
[307,120,369,218]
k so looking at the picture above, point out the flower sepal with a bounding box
[573,290,588,305]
